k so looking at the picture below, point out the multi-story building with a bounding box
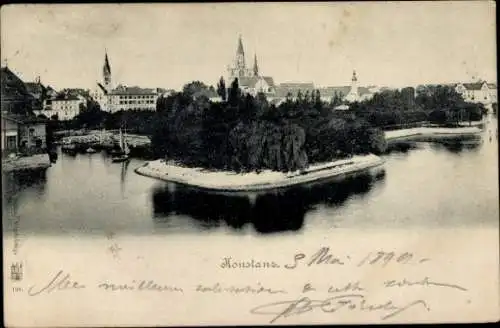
[37,94,86,120]
[455,81,497,109]
[107,85,160,112]
[93,51,169,112]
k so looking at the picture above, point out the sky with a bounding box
[1,2,497,91]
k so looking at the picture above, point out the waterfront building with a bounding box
[455,81,498,109]
[93,51,169,112]
[106,85,162,112]
[36,93,86,120]
[1,113,47,155]
[227,36,276,97]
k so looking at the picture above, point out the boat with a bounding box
[61,141,77,152]
[86,147,97,153]
[111,129,130,163]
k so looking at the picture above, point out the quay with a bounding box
[60,130,151,152]
[2,153,51,173]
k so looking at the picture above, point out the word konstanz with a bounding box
[220,257,280,269]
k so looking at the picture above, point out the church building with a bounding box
[93,51,167,113]
[226,36,276,97]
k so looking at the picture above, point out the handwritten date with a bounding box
[284,247,427,269]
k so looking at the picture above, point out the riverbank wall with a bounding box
[2,154,51,173]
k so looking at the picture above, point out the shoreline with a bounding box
[134,125,484,192]
[135,154,385,192]
[2,154,51,173]
[385,126,482,141]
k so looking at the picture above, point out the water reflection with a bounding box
[429,140,483,154]
[2,170,47,215]
[151,170,386,234]
[385,142,421,155]
[120,160,131,193]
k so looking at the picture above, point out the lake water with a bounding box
[2,118,499,238]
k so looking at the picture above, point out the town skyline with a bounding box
[1,2,496,91]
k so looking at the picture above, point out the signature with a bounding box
[250,294,430,323]
[27,270,86,296]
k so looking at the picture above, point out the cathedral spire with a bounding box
[237,34,244,56]
[253,53,259,77]
[103,50,112,87]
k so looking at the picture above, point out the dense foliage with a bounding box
[351,85,487,127]
[152,79,386,172]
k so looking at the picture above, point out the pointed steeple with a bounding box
[237,34,244,55]
[103,50,112,87]
[253,53,259,77]
[352,70,357,82]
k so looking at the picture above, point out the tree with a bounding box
[183,81,210,99]
[74,98,106,129]
[314,89,322,111]
[228,78,241,107]
[217,76,227,101]
[330,91,344,107]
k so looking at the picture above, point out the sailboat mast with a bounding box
[119,128,124,151]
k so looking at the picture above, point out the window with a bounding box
[6,136,17,150]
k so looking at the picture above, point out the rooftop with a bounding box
[110,85,158,95]
[1,66,33,101]
[238,76,275,89]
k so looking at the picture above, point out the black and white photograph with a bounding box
[2,2,498,326]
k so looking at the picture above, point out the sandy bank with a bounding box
[385,126,482,141]
[135,154,385,192]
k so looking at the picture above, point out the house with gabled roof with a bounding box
[455,80,497,107]
[1,66,36,115]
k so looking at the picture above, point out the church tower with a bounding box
[346,70,359,102]
[103,51,112,90]
[253,53,259,77]
[235,35,246,74]
[227,35,255,84]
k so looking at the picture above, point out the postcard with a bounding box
[2,1,499,326]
